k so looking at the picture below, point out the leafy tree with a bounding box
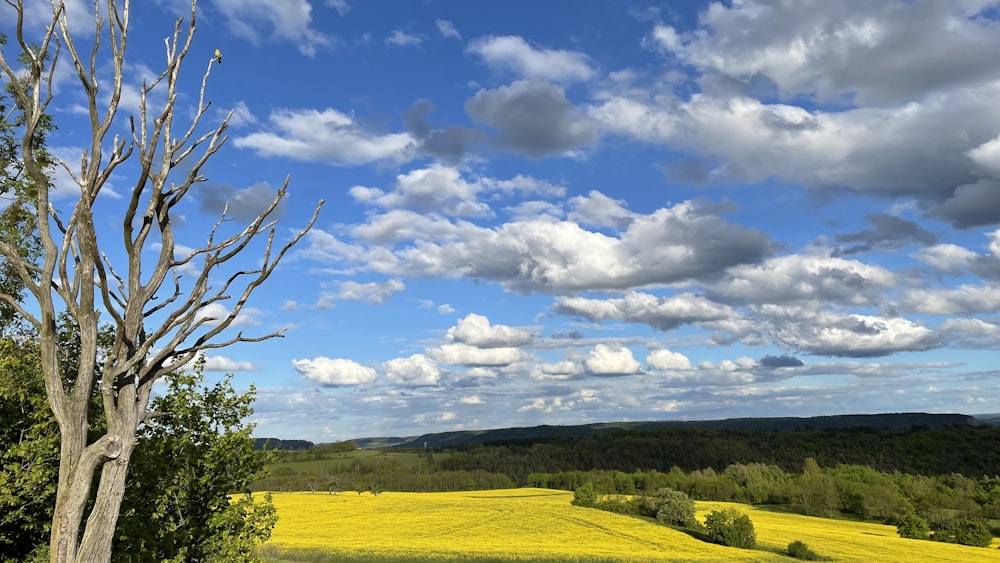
[113,357,276,561]
[0,2,322,560]
[896,513,930,540]
[791,458,839,518]
[703,508,756,549]
[638,488,697,528]
[932,518,993,547]
[0,337,57,561]
[572,482,598,508]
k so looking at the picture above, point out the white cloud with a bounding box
[427,343,524,366]
[226,101,258,127]
[350,164,489,216]
[193,303,262,327]
[710,254,896,306]
[555,292,734,331]
[436,19,461,40]
[467,36,595,82]
[459,395,484,405]
[213,0,332,57]
[904,284,1000,315]
[968,135,1000,178]
[292,357,377,385]
[766,308,938,357]
[386,29,423,48]
[321,279,405,305]
[384,354,441,386]
[584,343,641,375]
[201,355,255,371]
[649,1,1000,104]
[445,313,535,347]
[234,108,415,166]
[646,349,691,370]
[326,0,350,15]
[567,190,632,229]
[322,200,771,294]
[912,243,980,272]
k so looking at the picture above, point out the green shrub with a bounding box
[641,488,698,528]
[896,513,930,540]
[787,540,820,560]
[703,507,756,548]
[952,518,993,547]
[594,495,641,515]
[572,482,598,508]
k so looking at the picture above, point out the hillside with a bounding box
[382,412,978,450]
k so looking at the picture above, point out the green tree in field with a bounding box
[791,458,839,518]
[703,507,756,549]
[896,513,931,540]
[572,482,598,507]
[637,488,698,528]
[932,517,993,547]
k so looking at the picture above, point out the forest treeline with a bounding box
[432,424,1000,479]
[255,423,1000,534]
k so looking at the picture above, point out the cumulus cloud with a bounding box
[445,313,535,348]
[554,292,733,331]
[708,255,895,306]
[646,348,691,370]
[313,200,771,294]
[765,307,938,357]
[567,190,632,229]
[466,80,599,157]
[402,99,484,162]
[590,84,1000,224]
[292,357,377,385]
[384,354,441,386]
[648,1,1000,105]
[428,343,525,366]
[234,108,415,166]
[467,35,594,82]
[320,279,405,305]
[903,284,1000,316]
[213,0,332,57]
[834,213,938,255]
[350,164,489,216]
[758,355,804,369]
[584,343,641,376]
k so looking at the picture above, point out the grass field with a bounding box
[261,488,1000,562]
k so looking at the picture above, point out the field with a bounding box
[260,489,1000,562]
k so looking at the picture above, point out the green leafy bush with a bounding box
[787,540,820,560]
[703,507,756,548]
[572,482,598,508]
[896,513,930,540]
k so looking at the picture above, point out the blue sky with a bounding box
[7,0,1000,442]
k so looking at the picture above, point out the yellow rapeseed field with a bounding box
[264,489,1000,562]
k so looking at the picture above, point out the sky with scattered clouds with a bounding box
[7,0,1000,442]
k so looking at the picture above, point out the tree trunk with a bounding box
[76,440,136,563]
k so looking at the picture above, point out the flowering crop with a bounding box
[264,489,1000,562]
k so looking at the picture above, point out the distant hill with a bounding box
[975,413,1000,425]
[385,413,978,450]
[254,438,314,451]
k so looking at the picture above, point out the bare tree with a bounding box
[0,1,323,561]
